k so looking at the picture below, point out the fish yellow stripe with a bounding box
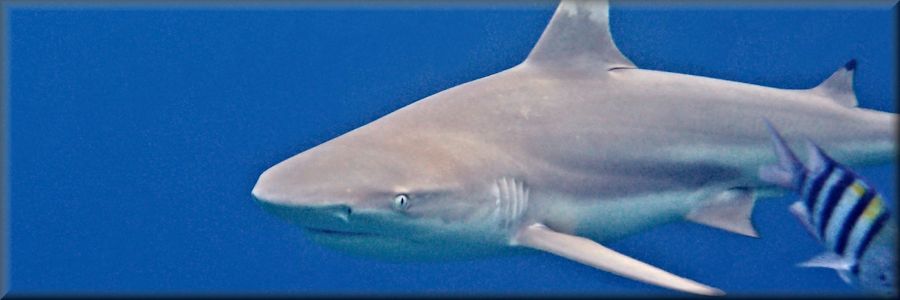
[850,182,866,196]
[862,196,883,219]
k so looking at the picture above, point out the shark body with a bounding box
[252,0,895,295]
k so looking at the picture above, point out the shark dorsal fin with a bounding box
[810,60,858,108]
[525,0,636,71]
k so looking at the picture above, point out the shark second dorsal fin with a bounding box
[512,223,724,296]
[525,0,636,71]
[810,60,858,108]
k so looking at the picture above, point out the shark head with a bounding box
[251,122,515,261]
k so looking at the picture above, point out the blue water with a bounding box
[6,2,896,296]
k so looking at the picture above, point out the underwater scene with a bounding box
[5,0,897,297]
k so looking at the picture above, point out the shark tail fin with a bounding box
[759,119,805,190]
[809,59,858,108]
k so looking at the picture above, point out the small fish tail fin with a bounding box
[759,119,805,190]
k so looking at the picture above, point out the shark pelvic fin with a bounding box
[525,0,636,71]
[686,188,759,238]
[511,223,724,296]
[810,59,858,108]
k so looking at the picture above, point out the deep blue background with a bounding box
[5,1,896,296]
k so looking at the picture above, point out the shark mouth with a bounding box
[304,227,376,237]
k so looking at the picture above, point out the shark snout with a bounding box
[253,194,355,227]
[251,138,393,208]
[252,165,359,227]
[251,165,360,208]
[250,169,289,205]
[251,160,335,207]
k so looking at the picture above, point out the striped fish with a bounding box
[759,120,896,295]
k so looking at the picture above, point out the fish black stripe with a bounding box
[804,163,834,214]
[853,210,890,261]
[795,172,808,192]
[833,189,876,255]
[817,172,854,238]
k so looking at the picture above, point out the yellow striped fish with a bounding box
[759,120,895,295]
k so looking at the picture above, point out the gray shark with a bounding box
[251,0,896,295]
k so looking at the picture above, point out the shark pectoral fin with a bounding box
[686,188,759,238]
[809,59,858,108]
[525,0,636,71]
[788,201,819,239]
[512,223,724,296]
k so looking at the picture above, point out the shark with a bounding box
[251,0,896,295]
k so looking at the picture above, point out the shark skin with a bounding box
[251,0,896,295]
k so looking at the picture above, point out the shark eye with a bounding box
[392,194,410,210]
